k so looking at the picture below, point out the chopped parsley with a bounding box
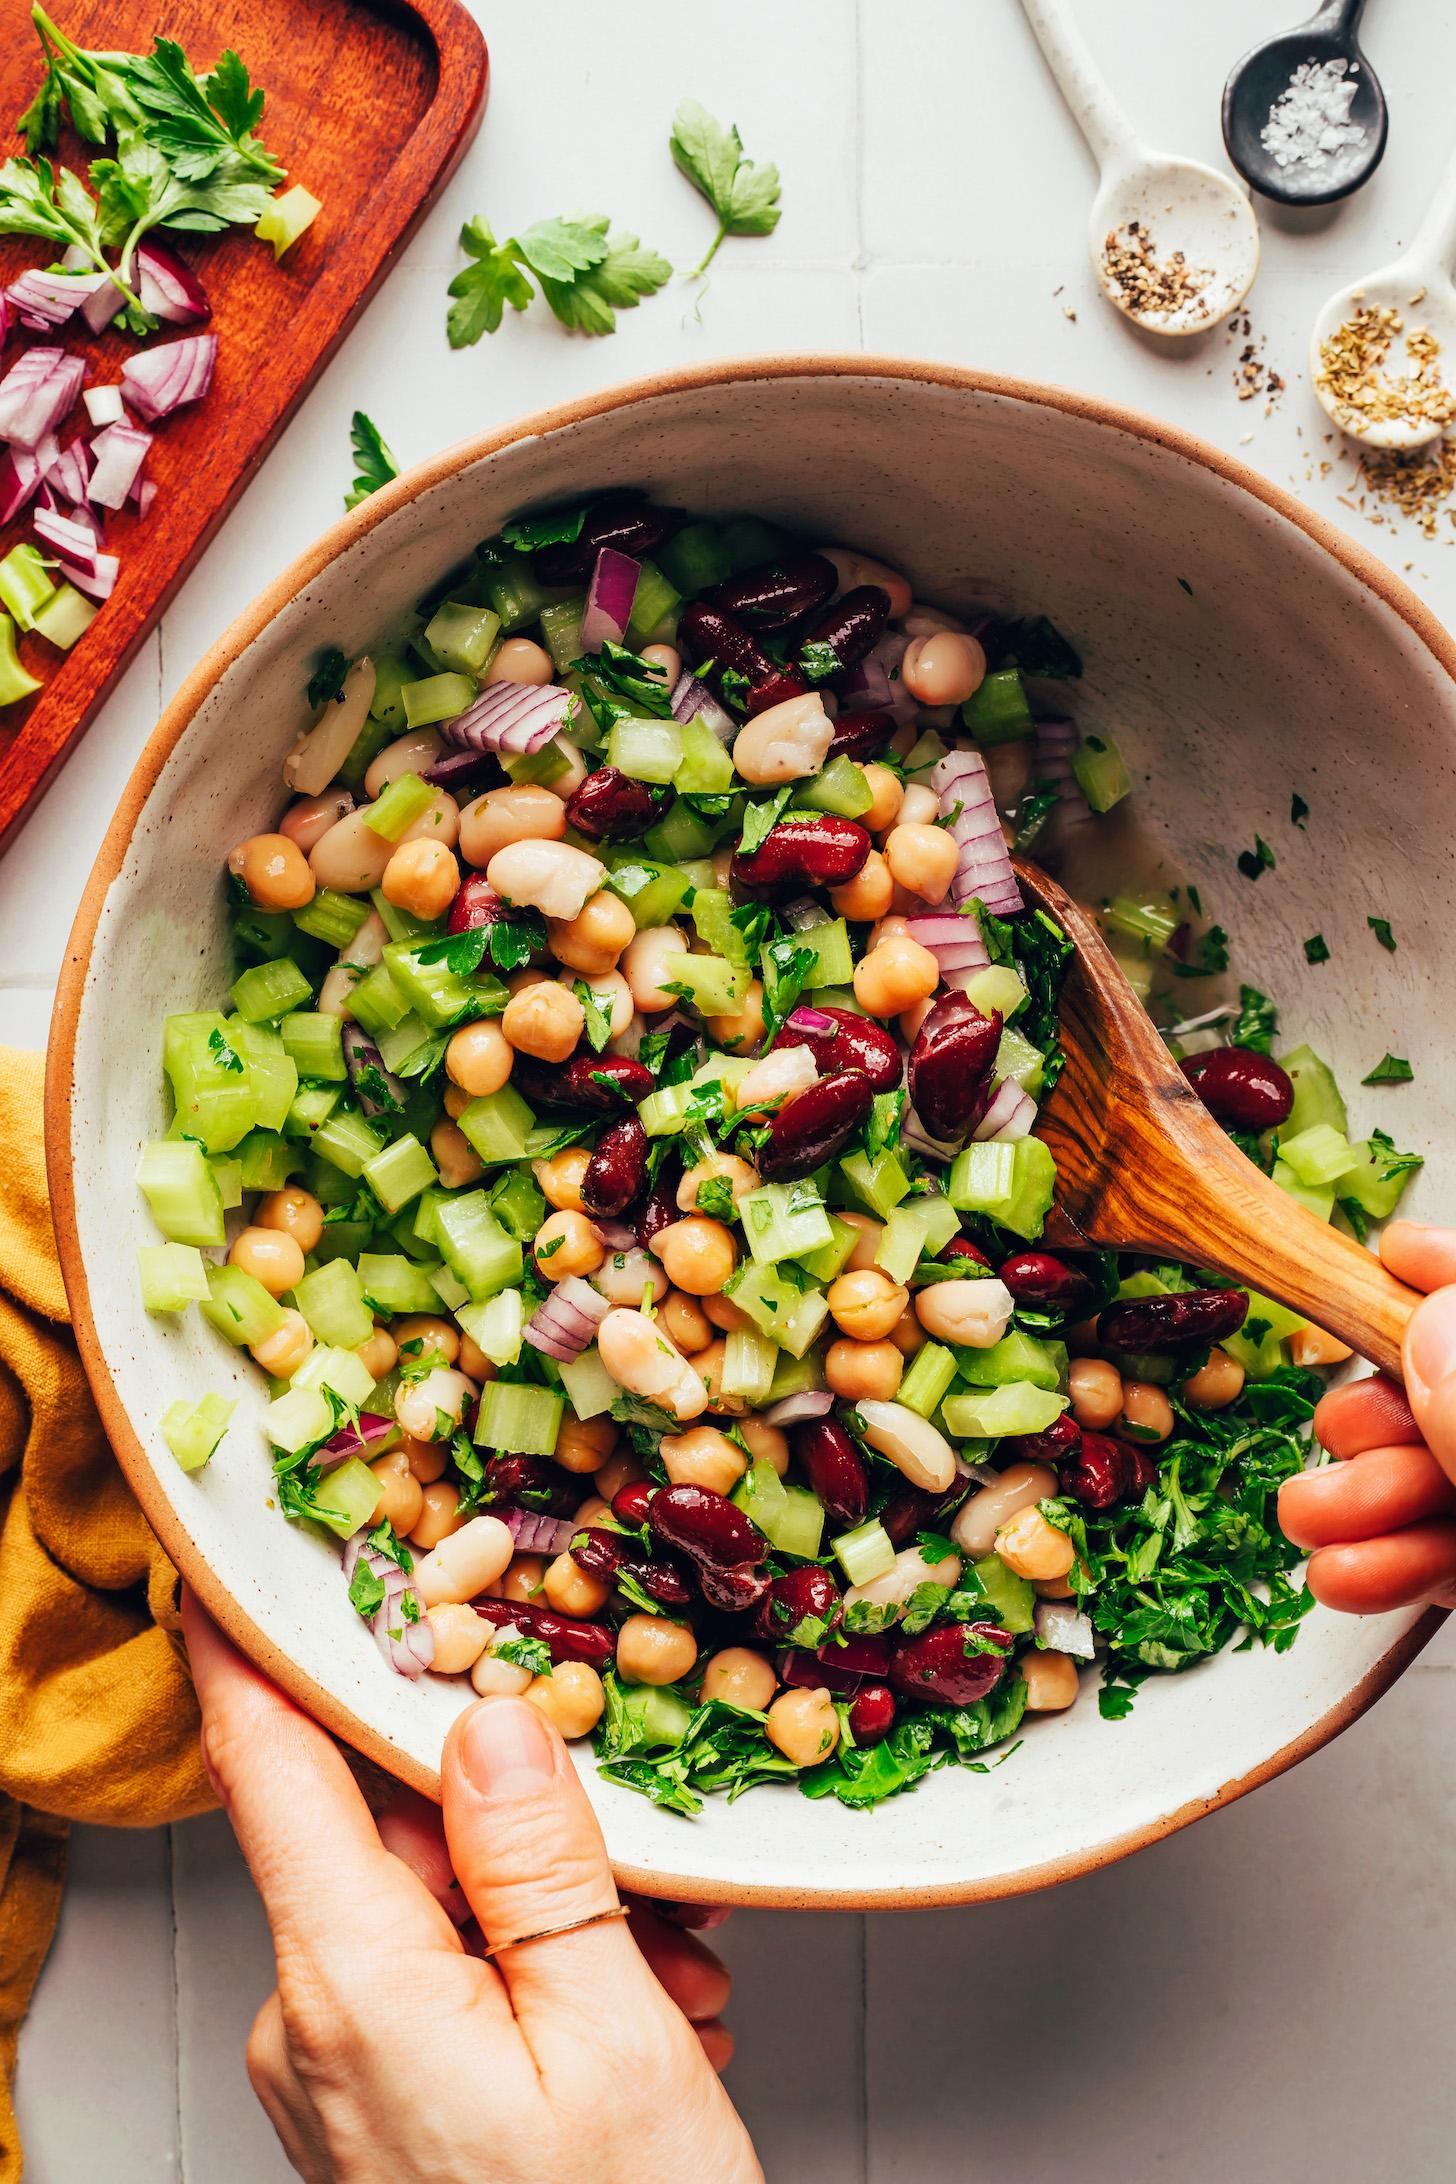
[494,1632,552,1677]
[344,410,398,510]
[1291,793,1309,829]
[207,1026,243,1073]
[797,639,841,684]
[1362,1052,1414,1085]
[574,980,615,1053]
[305,647,349,709]
[694,1175,736,1221]
[1237,835,1276,881]
[1367,916,1397,953]
[1303,934,1330,965]
[1173,923,1229,979]
[501,504,587,551]
[1231,984,1278,1054]
[738,783,795,858]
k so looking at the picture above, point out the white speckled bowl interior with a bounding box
[49,359,1451,1906]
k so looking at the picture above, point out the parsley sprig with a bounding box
[344,411,399,511]
[447,213,671,346]
[669,99,782,276]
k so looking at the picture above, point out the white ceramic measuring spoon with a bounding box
[1021,0,1259,335]
[1310,141,1456,451]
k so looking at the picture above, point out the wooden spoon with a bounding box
[1014,859,1418,1378]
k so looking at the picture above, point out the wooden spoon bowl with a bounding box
[1014,859,1418,1377]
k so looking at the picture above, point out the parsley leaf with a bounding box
[344,411,398,510]
[797,639,841,684]
[694,1175,736,1221]
[1012,783,1060,854]
[347,1559,385,1619]
[495,1632,553,1677]
[305,648,349,709]
[1231,985,1279,1055]
[1303,934,1330,965]
[1172,923,1230,979]
[207,1026,243,1073]
[1237,835,1276,881]
[500,505,587,551]
[574,980,615,1053]
[446,215,534,346]
[738,784,795,859]
[670,98,782,276]
[1291,793,1309,828]
[1367,916,1397,953]
[532,219,671,335]
[1363,1052,1414,1085]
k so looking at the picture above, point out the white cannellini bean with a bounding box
[486,838,605,921]
[592,1247,669,1306]
[394,1367,477,1441]
[279,788,355,855]
[309,793,458,894]
[364,727,444,798]
[914,1277,1015,1348]
[284,657,377,796]
[843,1546,961,1622]
[951,1462,1058,1560]
[596,1307,708,1422]
[856,1399,957,1492]
[414,1514,515,1607]
[730,693,834,785]
[734,1046,818,1112]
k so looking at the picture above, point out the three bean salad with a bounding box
[138,492,1424,1812]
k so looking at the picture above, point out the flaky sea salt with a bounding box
[1261,57,1367,173]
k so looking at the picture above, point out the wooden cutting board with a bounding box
[0,0,488,850]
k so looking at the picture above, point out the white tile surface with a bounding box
[15,1,1456,2178]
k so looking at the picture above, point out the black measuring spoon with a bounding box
[1222,1,1387,207]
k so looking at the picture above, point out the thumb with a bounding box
[440,1696,660,2037]
[1402,1284,1456,1490]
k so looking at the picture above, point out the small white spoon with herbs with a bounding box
[1021,0,1259,335]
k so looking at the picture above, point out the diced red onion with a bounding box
[762,1389,834,1426]
[318,1411,396,1470]
[524,1275,611,1361]
[422,747,500,792]
[1034,1598,1095,1660]
[580,546,640,651]
[902,1107,960,1164]
[500,1506,578,1556]
[972,1080,1036,1143]
[0,443,47,524]
[867,631,918,723]
[836,654,893,713]
[33,504,116,599]
[87,422,151,510]
[55,243,123,334]
[343,1532,436,1679]
[1033,718,1091,844]
[42,438,92,508]
[785,1005,838,1036]
[904,913,991,977]
[7,267,104,330]
[589,1219,638,1252]
[120,333,217,422]
[0,348,85,450]
[783,899,831,931]
[135,237,211,325]
[342,1021,408,1117]
[441,678,575,757]
[669,669,736,741]
[133,476,158,519]
[83,384,127,428]
[932,747,1023,916]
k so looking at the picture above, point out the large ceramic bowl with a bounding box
[48,358,1451,1907]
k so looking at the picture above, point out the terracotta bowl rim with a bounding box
[44,352,1448,1907]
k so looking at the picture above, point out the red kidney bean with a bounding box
[611,1481,655,1527]
[705,552,838,631]
[565,766,669,843]
[1004,1413,1083,1469]
[1058,1429,1131,1511]
[909,998,1002,1142]
[1181,1046,1295,1132]
[745,667,815,716]
[446,875,542,956]
[754,1564,843,1648]
[581,1114,648,1217]
[848,1683,896,1744]
[880,1482,970,1551]
[825,706,897,766]
[471,1595,615,1667]
[998,1250,1094,1315]
[822,1631,894,1677]
[568,1525,693,1608]
[637,1163,681,1250]
[649,1483,767,1571]
[770,1005,902,1093]
[699,1562,773,1613]
[478,1454,579,1517]
[936,1234,995,1270]
[793,1418,870,1527]
[1126,1444,1161,1498]
[512,1053,656,1113]
[758,1072,874,1181]
[532,494,675,585]
[731,814,871,899]
[792,585,892,674]
[890,1624,1010,1706]
[678,602,809,716]
[777,1647,862,1696]
[1098,1288,1248,1354]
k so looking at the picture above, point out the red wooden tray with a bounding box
[0,0,488,850]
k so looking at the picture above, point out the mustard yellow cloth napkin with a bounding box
[0,1047,214,2182]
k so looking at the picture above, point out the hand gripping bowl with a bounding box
[47,358,1453,1908]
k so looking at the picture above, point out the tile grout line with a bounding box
[852,0,867,349]
[167,1823,185,2180]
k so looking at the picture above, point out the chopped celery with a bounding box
[340,711,395,785]
[662,951,747,1015]
[725,1260,829,1357]
[163,1012,260,1150]
[364,770,435,841]
[605,857,693,930]
[961,666,1033,744]
[797,1213,859,1284]
[280,1011,347,1082]
[424,601,500,675]
[1223,1289,1308,1381]
[690,886,749,964]
[837,1148,911,1219]
[638,1086,693,1140]
[347,961,413,1038]
[138,1242,211,1314]
[616,1684,695,1747]
[309,1457,380,1540]
[765,1485,826,1562]
[0,612,40,706]
[722,1327,778,1406]
[1072,734,1131,813]
[733,1459,789,1534]
[458,1290,526,1371]
[313,1107,385,1180]
[293,1260,375,1349]
[292,1343,376,1408]
[501,737,575,788]
[995,1027,1046,1096]
[0,542,56,630]
[789,917,855,993]
[377,1016,435,1073]
[903,729,948,775]
[608,717,682,784]
[556,1342,616,1420]
[429,1263,470,1312]
[232,957,313,1024]
[942,1383,1067,1437]
[1271,1158,1334,1223]
[740,1180,834,1266]
[538,596,585,674]
[483,551,552,632]
[673,714,736,795]
[255,183,321,258]
[1340,1137,1422,1222]
[227,1019,298,1132]
[381,939,487,1029]
[401,670,476,728]
[965,1554,1036,1634]
[833,1519,896,1587]
[1278,1045,1348,1138]
[875,1204,940,1285]
[767,1348,824,1403]
[489,1168,547,1241]
[657,520,732,595]
[1103,893,1179,949]
[458,1086,535,1164]
[960,966,1029,1022]
[160,1392,234,1473]
[956,1330,1067,1391]
[720,515,796,569]
[625,559,681,645]
[1108,934,1154,1001]
[896,1341,958,1419]
[435,1191,522,1300]
[137,1139,226,1246]
[238,1130,295,1192]
[644,799,720,864]
[30,581,96,650]
[200,1263,287,1349]
[1279,1123,1361,1188]
[371,888,441,945]
[794,757,872,820]
[948,1138,1054,1237]
[210,1155,243,1209]
[364,1134,438,1212]
[475,1380,562,1456]
[357,1253,446,1316]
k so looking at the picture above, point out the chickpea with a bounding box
[428,1118,482,1191]
[229,832,315,911]
[549,891,636,975]
[1182,1347,1246,1410]
[394,1315,460,1367]
[622,924,688,1014]
[676,1151,760,1217]
[1068,1356,1125,1430]
[693,1338,746,1417]
[889,1304,927,1357]
[897,784,940,829]
[1287,1324,1353,1370]
[657,1216,737,1297]
[574,1494,613,1529]
[899,997,935,1043]
[445,1020,512,1100]
[410,1480,463,1550]
[593,1453,645,1502]
[701,1646,778,1712]
[861,763,905,834]
[554,1413,617,1475]
[660,1425,748,1497]
[883,821,959,904]
[765,1687,839,1768]
[534,1145,592,1213]
[381,835,459,921]
[900,631,987,708]
[827,1267,909,1341]
[1121,1380,1174,1443]
[829,849,895,921]
[414,1514,515,1607]
[1020,1649,1081,1713]
[255,1185,323,1254]
[707,978,766,1055]
[660,1288,712,1353]
[427,1601,489,1676]
[502,980,583,1063]
[471,1650,534,1697]
[738,1416,789,1477]
[279,789,355,856]
[250,1308,312,1378]
[639,641,681,685]
[356,1323,398,1381]
[817,545,913,619]
[994,1505,1076,1581]
[483,637,553,687]
[824,1338,904,1402]
[368,1449,424,1537]
[593,1247,668,1308]
[394,1366,475,1441]
[401,1433,448,1484]
[228,1225,305,1298]
[495,1553,546,1603]
[525,1659,606,1740]
[563,969,632,1041]
[703,1291,749,1334]
[543,1550,611,1617]
[458,783,565,869]
[615,1613,699,1687]
[951,1461,1058,1559]
[853,935,940,1016]
[458,1335,494,1385]
[535,1210,605,1282]
[1034,1573,1077,1601]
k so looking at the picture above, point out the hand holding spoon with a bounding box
[1223,0,1387,208]
[1020,0,1259,334]
[1015,859,1417,1378]
[1310,141,1456,450]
